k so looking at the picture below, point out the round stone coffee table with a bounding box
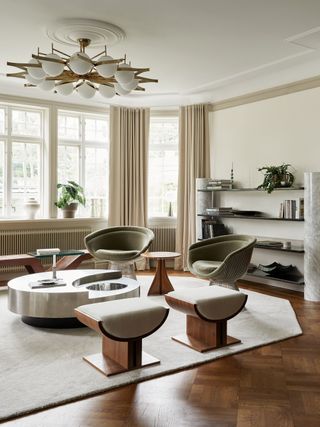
[142,251,181,295]
[8,269,140,328]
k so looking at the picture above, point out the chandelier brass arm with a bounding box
[6,37,158,99]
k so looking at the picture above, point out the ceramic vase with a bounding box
[24,197,40,219]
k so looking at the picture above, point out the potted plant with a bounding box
[258,164,295,193]
[55,181,86,218]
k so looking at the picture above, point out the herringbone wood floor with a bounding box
[2,271,320,427]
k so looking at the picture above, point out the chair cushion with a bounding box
[76,297,168,339]
[166,286,247,321]
[192,260,222,275]
[95,249,140,261]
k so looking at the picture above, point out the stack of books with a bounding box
[206,207,233,216]
[206,179,233,190]
[201,220,228,239]
[279,198,304,219]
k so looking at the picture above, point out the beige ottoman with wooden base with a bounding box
[75,298,169,376]
[165,286,247,353]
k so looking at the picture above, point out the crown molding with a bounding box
[0,93,109,114]
[209,74,320,112]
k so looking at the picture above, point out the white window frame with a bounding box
[148,110,179,221]
[0,104,46,218]
[57,110,109,217]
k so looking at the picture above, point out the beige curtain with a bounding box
[176,104,210,270]
[108,106,150,226]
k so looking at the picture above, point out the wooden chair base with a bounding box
[171,333,240,353]
[83,335,160,377]
[84,351,160,377]
[171,315,241,353]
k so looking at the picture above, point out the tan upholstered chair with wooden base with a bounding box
[84,226,154,279]
[75,297,169,376]
[188,234,256,291]
[165,286,247,352]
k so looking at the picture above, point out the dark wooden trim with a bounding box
[0,254,45,274]
[54,251,92,271]
[0,251,92,276]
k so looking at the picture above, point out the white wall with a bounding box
[207,86,320,284]
[210,86,320,187]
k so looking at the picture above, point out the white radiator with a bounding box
[150,227,176,252]
[0,228,91,273]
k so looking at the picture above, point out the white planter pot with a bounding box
[62,203,78,218]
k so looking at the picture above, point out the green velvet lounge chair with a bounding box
[84,226,154,279]
[188,234,256,290]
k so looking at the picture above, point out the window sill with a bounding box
[0,217,108,229]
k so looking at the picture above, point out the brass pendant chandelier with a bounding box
[7,38,158,99]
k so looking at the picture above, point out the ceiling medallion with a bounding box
[6,20,158,99]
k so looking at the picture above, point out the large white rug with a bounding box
[0,275,302,422]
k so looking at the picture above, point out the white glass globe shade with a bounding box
[38,79,55,91]
[77,82,96,99]
[56,82,74,96]
[121,78,139,91]
[114,83,131,96]
[27,59,46,80]
[99,84,116,98]
[69,52,93,75]
[115,63,134,85]
[41,53,64,77]
[25,74,44,85]
[96,55,117,78]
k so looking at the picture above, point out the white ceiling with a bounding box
[1,0,320,107]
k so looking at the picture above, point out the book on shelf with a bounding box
[206,207,233,215]
[279,198,304,219]
[201,220,228,239]
[256,240,283,248]
[206,179,233,190]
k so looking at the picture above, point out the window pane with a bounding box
[12,109,41,137]
[57,145,80,184]
[148,117,179,217]
[0,109,5,134]
[58,114,80,140]
[84,147,108,217]
[11,142,40,216]
[0,141,4,216]
[84,117,108,142]
[149,117,178,145]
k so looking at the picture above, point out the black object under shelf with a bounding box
[246,270,304,285]
[198,213,304,222]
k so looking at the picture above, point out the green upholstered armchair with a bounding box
[188,234,256,290]
[84,226,154,279]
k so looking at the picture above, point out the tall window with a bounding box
[57,111,109,217]
[148,116,179,217]
[0,105,45,218]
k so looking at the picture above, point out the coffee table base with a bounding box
[22,316,85,329]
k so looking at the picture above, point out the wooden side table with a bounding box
[142,251,181,295]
